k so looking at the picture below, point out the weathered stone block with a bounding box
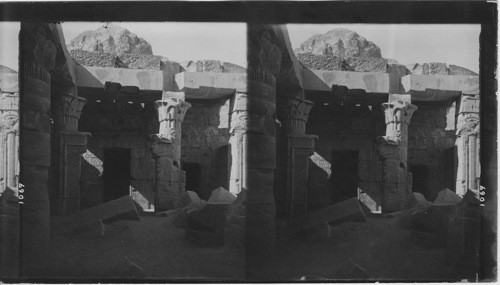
[59,195,140,231]
[287,197,366,233]
[130,158,150,179]
[207,187,236,204]
[434,188,462,205]
[181,191,204,208]
[357,183,382,213]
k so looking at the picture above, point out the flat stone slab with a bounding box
[76,65,163,90]
[286,197,366,233]
[59,195,140,230]
[401,74,479,101]
[303,68,390,94]
[175,71,247,98]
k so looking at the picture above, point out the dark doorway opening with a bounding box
[441,146,457,191]
[409,164,430,200]
[330,150,359,203]
[183,162,203,198]
[103,148,131,203]
[210,145,229,191]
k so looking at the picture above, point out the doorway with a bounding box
[102,148,131,202]
[330,150,359,203]
[409,164,430,199]
[183,162,203,198]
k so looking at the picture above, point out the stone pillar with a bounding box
[0,93,19,192]
[52,90,90,215]
[228,92,248,195]
[279,96,316,218]
[0,92,19,278]
[245,67,278,256]
[21,63,52,275]
[378,95,417,213]
[455,95,480,196]
[151,92,191,210]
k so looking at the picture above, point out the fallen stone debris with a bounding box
[58,195,140,235]
[395,188,480,278]
[285,197,366,237]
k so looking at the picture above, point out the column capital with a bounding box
[53,92,87,132]
[381,100,418,137]
[279,96,314,135]
[0,94,19,133]
[155,92,191,141]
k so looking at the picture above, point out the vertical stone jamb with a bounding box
[228,92,248,195]
[0,93,19,191]
[378,94,417,213]
[52,90,90,215]
[151,91,191,210]
[0,92,19,277]
[455,95,480,196]
[279,96,316,218]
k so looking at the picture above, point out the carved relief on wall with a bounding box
[1,111,19,132]
[456,113,480,136]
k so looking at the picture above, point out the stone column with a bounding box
[228,92,248,195]
[151,92,191,210]
[378,95,417,213]
[455,95,480,196]
[21,63,52,275]
[52,90,90,215]
[244,67,278,256]
[279,96,316,218]
[0,92,19,278]
[0,93,19,192]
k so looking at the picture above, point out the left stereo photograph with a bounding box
[0,21,20,279]
[13,21,247,280]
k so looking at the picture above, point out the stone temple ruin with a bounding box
[0,23,483,279]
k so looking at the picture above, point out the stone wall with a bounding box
[181,99,230,199]
[407,101,457,201]
[79,101,156,211]
[306,100,386,212]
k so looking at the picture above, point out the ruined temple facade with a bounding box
[0,22,482,276]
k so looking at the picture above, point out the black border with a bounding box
[0,1,497,283]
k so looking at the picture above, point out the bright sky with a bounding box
[0,22,19,71]
[61,22,247,68]
[287,24,480,73]
[0,23,481,73]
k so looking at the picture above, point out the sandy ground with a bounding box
[47,213,461,282]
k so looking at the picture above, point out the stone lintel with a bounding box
[175,72,247,99]
[302,68,390,94]
[458,95,480,114]
[75,65,163,91]
[401,74,479,101]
